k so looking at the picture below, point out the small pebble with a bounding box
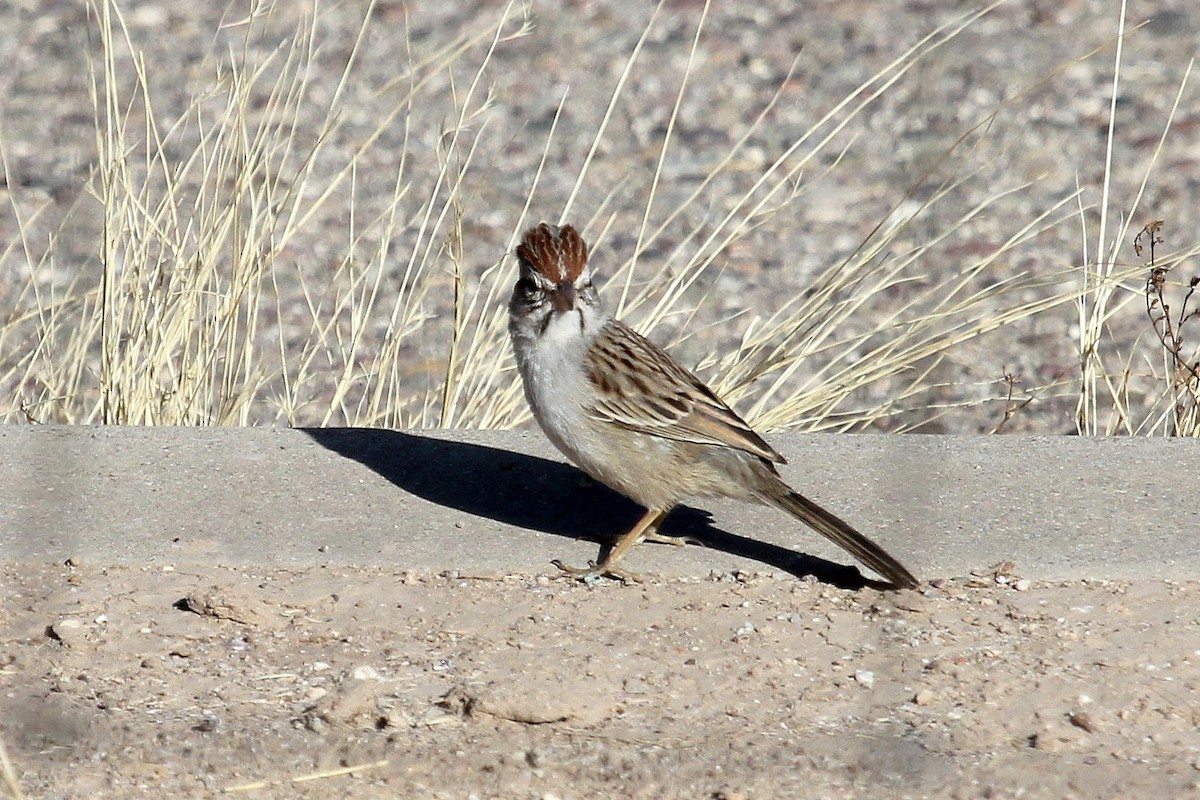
[49,619,87,646]
[1068,710,1097,732]
[194,715,221,733]
[714,789,748,800]
[1014,579,1032,591]
[854,670,875,689]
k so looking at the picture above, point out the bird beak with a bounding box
[551,280,576,313]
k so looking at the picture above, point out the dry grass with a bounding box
[1071,0,1200,436]
[2,0,538,427]
[0,1,1197,435]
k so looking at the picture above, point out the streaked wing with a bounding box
[583,320,785,464]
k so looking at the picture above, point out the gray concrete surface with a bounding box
[1,426,1197,583]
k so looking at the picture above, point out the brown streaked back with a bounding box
[583,319,787,465]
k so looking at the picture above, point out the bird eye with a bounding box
[516,276,540,300]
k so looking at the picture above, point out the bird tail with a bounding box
[763,486,919,590]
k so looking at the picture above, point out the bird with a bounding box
[507,221,918,589]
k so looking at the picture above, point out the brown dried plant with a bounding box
[1139,221,1200,435]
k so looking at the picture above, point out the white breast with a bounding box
[514,304,606,471]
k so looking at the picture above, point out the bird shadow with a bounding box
[301,428,887,590]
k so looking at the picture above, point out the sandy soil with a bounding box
[3,562,1198,798]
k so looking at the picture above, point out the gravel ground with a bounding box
[3,563,1199,798]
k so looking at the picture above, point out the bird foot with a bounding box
[551,558,643,584]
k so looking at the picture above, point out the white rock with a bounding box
[352,665,380,681]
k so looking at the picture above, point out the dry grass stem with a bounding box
[221,758,389,793]
[0,734,24,800]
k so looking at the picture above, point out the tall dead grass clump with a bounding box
[2,1,1196,434]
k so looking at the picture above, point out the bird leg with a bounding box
[553,508,667,583]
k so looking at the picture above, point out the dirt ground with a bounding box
[2,561,1198,799]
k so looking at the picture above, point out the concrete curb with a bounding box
[2,426,1197,583]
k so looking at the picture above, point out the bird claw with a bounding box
[639,532,699,548]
